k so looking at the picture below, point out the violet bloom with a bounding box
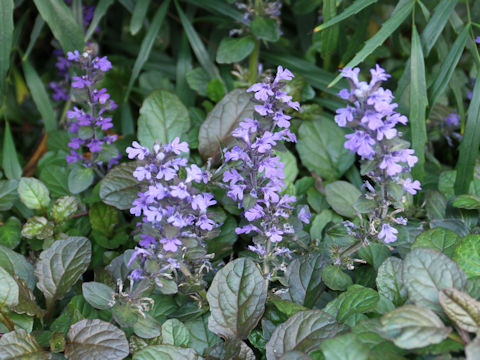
[378,223,398,243]
[402,178,422,195]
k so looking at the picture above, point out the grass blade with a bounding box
[428,24,469,114]
[455,72,480,194]
[320,0,339,69]
[124,0,170,102]
[23,15,45,61]
[184,0,244,22]
[33,0,84,52]
[174,0,220,79]
[2,121,22,180]
[84,0,115,42]
[176,33,195,106]
[22,59,56,132]
[421,0,458,56]
[409,25,428,183]
[0,0,14,99]
[130,0,151,36]
[314,0,377,32]
[328,0,413,88]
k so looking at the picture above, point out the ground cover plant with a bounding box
[2,0,480,359]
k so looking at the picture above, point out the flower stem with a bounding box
[248,39,260,84]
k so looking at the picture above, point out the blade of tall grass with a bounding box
[455,72,480,194]
[421,0,458,55]
[328,0,414,88]
[0,0,13,99]
[124,0,170,103]
[130,0,151,36]
[33,0,84,52]
[410,26,428,183]
[23,15,44,61]
[174,0,220,79]
[176,34,195,106]
[84,0,115,42]
[184,0,244,22]
[2,121,22,180]
[314,0,376,32]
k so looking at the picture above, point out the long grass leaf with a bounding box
[22,59,56,132]
[328,0,413,88]
[130,0,151,36]
[2,121,22,180]
[0,0,14,99]
[421,0,458,56]
[23,15,45,61]
[176,33,195,106]
[455,72,480,194]
[184,0,244,22]
[410,26,428,182]
[124,0,170,102]
[84,0,115,42]
[314,0,377,32]
[174,0,220,79]
[428,24,469,114]
[33,0,84,52]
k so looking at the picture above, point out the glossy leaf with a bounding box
[266,310,339,359]
[35,237,91,305]
[198,89,255,160]
[452,194,480,209]
[0,266,18,308]
[403,248,467,312]
[32,0,84,52]
[130,0,151,35]
[51,196,79,223]
[68,167,94,194]
[453,234,480,279]
[161,319,190,347]
[0,217,21,249]
[297,117,354,182]
[0,329,49,360]
[314,0,377,32]
[376,257,407,306]
[216,36,255,64]
[320,333,368,360]
[325,181,362,218]
[18,177,50,210]
[133,345,198,360]
[439,288,480,333]
[21,216,54,240]
[137,90,190,150]
[0,180,17,211]
[207,258,267,340]
[250,17,280,42]
[185,315,221,356]
[421,0,458,55]
[82,282,115,310]
[322,265,353,292]
[411,227,459,258]
[99,161,140,210]
[89,202,118,237]
[65,319,129,359]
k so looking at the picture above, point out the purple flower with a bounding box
[378,223,398,243]
[369,64,391,86]
[72,75,91,88]
[244,204,265,221]
[196,215,216,230]
[186,164,208,183]
[248,244,266,256]
[92,88,110,104]
[247,82,274,101]
[87,139,103,152]
[127,141,149,160]
[67,50,81,61]
[445,113,460,127]
[379,154,402,176]
[274,65,294,83]
[165,137,188,154]
[92,56,112,71]
[192,193,216,213]
[160,237,182,252]
[344,131,376,159]
[273,110,291,128]
[170,183,190,199]
[298,206,311,224]
[266,227,283,242]
[340,67,360,85]
[96,116,113,130]
[476,36,480,44]
[402,178,422,195]
[335,106,354,127]
[252,131,277,153]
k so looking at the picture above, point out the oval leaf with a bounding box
[376,257,407,306]
[68,167,94,194]
[453,234,480,279]
[18,177,50,210]
[82,282,115,310]
[207,258,267,340]
[411,227,459,258]
[0,328,49,360]
[325,181,361,218]
[216,36,255,64]
[99,161,140,210]
[132,344,198,360]
[65,319,129,360]
[439,288,480,333]
[0,266,19,308]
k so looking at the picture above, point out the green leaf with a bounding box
[380,305,451,349]
[0,329,49,360]
[403,248,467,312]
[466,337,480,360]
[335,286,379,323]
[82,282,115,310]
[99,161,139,210]
[428,24,469,112]
[411,227,459,257]
[266,310,339,359]
[207,216,237,261]
[207,258,267,340]
[40,165,69,198]
[216,37,255,64]
[0,266,18,308]
[420,0,458,55]
[184,315,221,356]
[51,196,79,224]
[174,0,220,79]
[250,16,280,42]
[133,345,198,360]
[89,203,118,237]
[130,0,151,35]
[137,90,190,150]
[35,237,91,305]
[65,319,129,360]
[328,0,413,87]
[297,117,354,182]
[0,0,13,98]
[133,314,162,339]
[455,71,480,194]
[0,217,21,249]
[325,181,362,218]
[270,298,308,317]
[124,0,170,102]
[68,167,94,194]
[453,234,480,279]
[376,257,407,306]
[32,0,84,52]
[409,25,427,182]
[452,194,480,210]
[0,180,17,211]
[13,278,45,318]
[18,177,50,210]
[314,0,377,31]
[21,216,54,240]
[162,319,191,347]
[198,89,255,159]
[283,253,326,307]
[184,0,243,21]
[206,78,225,102]
[322,265,353,291]
[276,150,298,185]
[357,243,391,270]
[84,0,115,41]
[320,333,368,360]
[0,245,35,290]
[320,0,339,61]
[439,288,480,333]
[2,122,21,180]
[186,67,209,96]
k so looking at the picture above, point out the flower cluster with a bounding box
[335,65,421,244]
[126,138,218,289]
[64,49,121,170]
[220,66,310,274]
